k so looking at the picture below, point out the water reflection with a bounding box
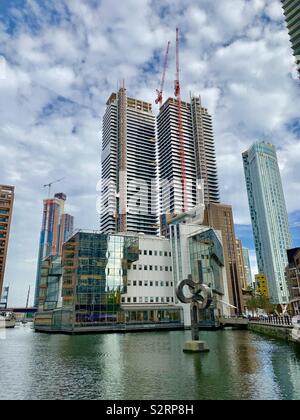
[0,327,300,400]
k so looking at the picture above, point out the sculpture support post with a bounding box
[191,304,199,341]
[176,275,212,353]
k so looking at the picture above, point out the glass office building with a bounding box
[61,231,139,327]
[38,256,62,311]
[34,231,183,332]
[170,222,229,327]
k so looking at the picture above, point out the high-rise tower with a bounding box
[157,96,219,218]
[0,185,14,296]
[100,88,158,236]
[243,142,292,304]
[242,247,253,287]
[34,193,74,306]
[282,0,300,77]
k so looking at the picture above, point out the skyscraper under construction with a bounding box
[100,87,158,236]
[157,96,220,217]
[282,0,300,77]
[34,193,74,306]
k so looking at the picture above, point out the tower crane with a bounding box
[174,28,188,212]
[155,41,171,107]
[43,177,65,198]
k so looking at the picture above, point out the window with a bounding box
[170,267,172,272]
[160,266,163,271]
[159,251,162,256]
[144,250,147,256]
[161,281,164,287]
[171,282,173,287]
[156,297,159,303]
[150,297,154,303]
[139,281,142,286]
[133,265,137,270]
[149,251,153,256]
[150,281,153,287]
[128,281,131,286]
[166,282,169,287]
[161,297,164,303]
[139,297,143,303]
[133,297,137,303]
[155,281,159,287]
[144,265,148,271]
[165,267,169,272]
[169,252,172,257]
[145,297,149,303]
[133,281,137,286]
[149,265,153,271]
[127,297,131,303]
[139,265,142,271]
[121,297,125,303]
[155,266,158,271]
[144,281,148,287]
[166,297,170,303]
[154,251,158,256]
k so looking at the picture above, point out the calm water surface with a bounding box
[1,326,300,400]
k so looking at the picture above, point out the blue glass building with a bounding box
[243,142,292,304]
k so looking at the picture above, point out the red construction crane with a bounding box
[156,41,171,107]
[174,28,188,212]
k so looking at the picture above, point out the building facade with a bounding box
[242,247,253,287]
[236,239,247,290]
[243,142,292,304]
[255,273,269,298]
[0,286,9,309]
[58,214,74,255]
[203,203,244,315]
[282,0,300,77]
[286,248,300,314]
[100,88,158,236]
[35,231,182,332]
[157,97,219,219]
[169,218,230,326]
[34,193,73,306]
[0,185,14,297]
[34,222,233,333]
[38,256,62,311]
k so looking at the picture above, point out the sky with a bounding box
[0,0,299,306]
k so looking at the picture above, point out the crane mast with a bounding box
[174,28,188,213]
[43,177,65,197]
[156,41,171,107]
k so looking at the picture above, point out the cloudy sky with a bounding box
[0,0,299,306]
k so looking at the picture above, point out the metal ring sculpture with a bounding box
[176,275,212,310]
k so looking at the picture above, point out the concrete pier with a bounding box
[183,340,210,353]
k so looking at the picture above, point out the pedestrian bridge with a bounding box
[218,317,249,328]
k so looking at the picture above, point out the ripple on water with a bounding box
[0,327,300,400]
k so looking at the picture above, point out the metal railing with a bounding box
[249,315,293,327]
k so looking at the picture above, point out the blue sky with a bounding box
[0,0,299,306]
